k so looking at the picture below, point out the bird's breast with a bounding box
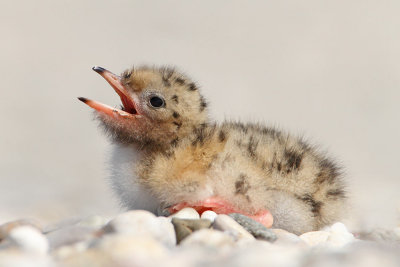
[109,143,161,213]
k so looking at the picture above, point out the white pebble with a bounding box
[200,210,218,222]
[95,235,168,266]
[326,222,355,246]
[300,223,355,248]
[104,210,176,247]
[299,231,330,246]
[7,226,49,255]
[394,227,400,239]
[170,207,200,220]
[328,222,350,234]
[180,228,235,248]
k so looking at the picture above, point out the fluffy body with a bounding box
[94,66,346,235]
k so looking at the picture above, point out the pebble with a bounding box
[6,226,49,255]
[213,214,255,241]
[272,228,307,247]
[55,248,112,267]
[2,212,399,267]
[300,222,356,248]
[169,207,200,220]
[201,210,218,222]
[0,219,42,240]
[394,227,400,239]
[357,227,400,242]
[156,203,172,217]
[299,231,330,246]
[93,234,168,266]
[302,241,400,267]
[227,239,302,267]
[77,215,109,230]
[103,210,176,247]
[326,222,355,247]
[43,217,83,234]
[52,241,88,260]
[171,218,212,244]
[45,225,96,250]
[0,250,53,267]
[228,213,277,242]
[179,228,235,249]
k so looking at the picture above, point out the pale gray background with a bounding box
[1,1,399,229]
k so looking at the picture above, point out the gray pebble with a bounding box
[171,218,212,244]
[45,225,96,250]
[213,214,254,241]
[357,228,400,243]
[156,203,172,217]
[229,213,277,242]
[43,217,83,234]
[272,228,307,247]
[77,215,109,230]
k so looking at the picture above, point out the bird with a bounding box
[78,65,347,235]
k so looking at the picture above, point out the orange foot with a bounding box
[168,196,273,228]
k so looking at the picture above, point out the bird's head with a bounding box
[79,66,209,149]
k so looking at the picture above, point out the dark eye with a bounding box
[149,96,165,108]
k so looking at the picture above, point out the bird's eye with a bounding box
[149,96,165,108]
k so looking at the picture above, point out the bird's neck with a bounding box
[123,122,213,157]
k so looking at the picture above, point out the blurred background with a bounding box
[1,0,399,230]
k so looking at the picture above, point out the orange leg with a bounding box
[169,196,274,228]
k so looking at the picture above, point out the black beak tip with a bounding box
[78,97,88,103]
[92,66,106,73]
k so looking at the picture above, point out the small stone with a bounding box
[45,225,96,250]
[326,222,355,246]
[7,226,49,255]
[52,242,88,260]
[228,213,277,242]
[302,241,400,267]
[93,234,168,266]
[272,228,307,247]
[103,210,176,247]
[180,228,235,248]
[227,240,303,266]
[56,248,112,267]
[171,218,212,244]
[213,214,255,241]
[300,231,330,246]
[77,215,109,230]
[43,217,83,234]
[170,207,200,220]
[393,227,400,239]
[156,202,171,217]
[0,219,42,240]
[201,210,218,222]
[357,228,399,242]
[0,250,53,267]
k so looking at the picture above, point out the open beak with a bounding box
[78,66,138,118]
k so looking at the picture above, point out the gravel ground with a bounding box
[1,209,399,267]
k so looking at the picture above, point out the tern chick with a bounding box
[79,65,347,234]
